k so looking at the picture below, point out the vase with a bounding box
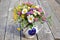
[23,22,43,38]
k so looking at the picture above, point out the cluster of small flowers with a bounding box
[13,2,46,23]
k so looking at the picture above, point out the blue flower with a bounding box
[28,28,36,36]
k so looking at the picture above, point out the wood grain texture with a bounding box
[5,0,20,40]
[38,0,60,39]
[46,0,60,39]
[0,18,7,40]
[0,0,1,2]
[0,0,10,40]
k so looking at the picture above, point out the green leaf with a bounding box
[41,12,44,16]
[29,24,33,29]
[47,16,52,25]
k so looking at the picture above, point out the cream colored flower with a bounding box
[33,10,36,12]
[33,12,37,16]
[28,7,30,10]
[33,10,40,15]
[37,11,41,15]
[33,10,37,16]
[22,8,28,14]
[27,15,34,23]
[35,5,39,8]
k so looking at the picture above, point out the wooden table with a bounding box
[0,0,59,40]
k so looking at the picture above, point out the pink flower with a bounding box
[27,2,33,5]
[23,2,28,5]
[26,2,33,6]
[18,11,21,16]
[34,18,38,21]
[38,8,43,13]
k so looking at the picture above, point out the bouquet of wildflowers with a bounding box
[13,2,51,32]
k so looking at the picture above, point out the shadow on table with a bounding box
[55,0,60,5]
[0,0,1,2]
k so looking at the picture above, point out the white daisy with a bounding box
[27,15,34,23]
[22,8,28,14]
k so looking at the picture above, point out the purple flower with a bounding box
[29,11,34,14]
[26,12,31,15]
[30,8,34,11]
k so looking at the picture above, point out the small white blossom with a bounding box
[22,8,28,14]
[27,15,34,23]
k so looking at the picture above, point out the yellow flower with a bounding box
[37,11,41,15]
[17,28,21,31]
[13,8,17,13]
[21,14,25,19]
[22,8,28,14]
[33,12,37,16]
[16,5,21,11]
[28,7,30,10]
[35,5,39,8]
[13,13,18,21]
[33,10,37,16]
[31,5,36,8]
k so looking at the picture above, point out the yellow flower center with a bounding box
[30,17,32,20]
[23,9,27,13]
[24,10,26,13]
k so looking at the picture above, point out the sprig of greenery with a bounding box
[46,16,52,26]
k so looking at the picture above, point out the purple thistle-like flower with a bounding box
[30,8,34,11]
[26,12,31,15]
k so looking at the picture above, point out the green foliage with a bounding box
[29,24,33,29]
[47,16,52,25]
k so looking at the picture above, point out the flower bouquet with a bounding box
[13,2,51,38]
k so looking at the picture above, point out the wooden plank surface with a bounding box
[38,0,60,39]
[0,0,10,40]
[0,18,7,40]
[5,0,20,40]
[46,0,60,39]
[0,0,1,2]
